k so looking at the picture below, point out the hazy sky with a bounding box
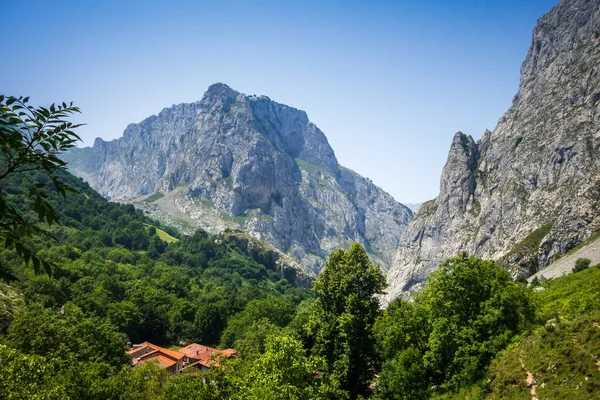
[1,0,557,204]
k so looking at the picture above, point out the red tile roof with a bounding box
[178,343,237,366]
[147,354,178,369]
[141,342,184,360]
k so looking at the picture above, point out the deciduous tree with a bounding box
[309,242,386,398]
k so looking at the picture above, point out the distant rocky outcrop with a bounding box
[403,203,423,214]
[64,84,413,273]
[385,0,600,302]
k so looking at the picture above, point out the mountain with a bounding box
[64,84,413,273]
[403,203,423,214]
[385,0,600,301]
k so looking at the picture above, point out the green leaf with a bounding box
[14,242,23,256]
[42,259,52,275]
[23,248,31,265]
[32,257,40,274]
[38,204,46,221]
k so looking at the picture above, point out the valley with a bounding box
[1,0,600,398]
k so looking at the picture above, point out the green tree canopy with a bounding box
[375,253,534,397]
[419,253,534,387]
[309,242,386,398]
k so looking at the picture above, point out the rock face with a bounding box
[64,84,413,273]
[385,0,600,302]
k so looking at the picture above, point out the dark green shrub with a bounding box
[573,258,591,273]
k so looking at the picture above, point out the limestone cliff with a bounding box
[64,84,413,273]
[386,0,600,301]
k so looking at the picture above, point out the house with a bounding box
[126,341,237,375]
[178,343,238,373]
[126,342,185,375]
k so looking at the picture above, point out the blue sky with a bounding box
[1,0,557,203]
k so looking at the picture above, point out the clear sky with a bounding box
[1,0,557,204]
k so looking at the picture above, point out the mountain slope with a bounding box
[386,0,600,301]
[64,84,413,273]
[527,232,600,283]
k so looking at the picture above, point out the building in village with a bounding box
[126,341,237,375]
[178,343,238,373]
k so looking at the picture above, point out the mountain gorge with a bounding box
[6,0,600,398]
[64,84,413,273]
[386,0,600,301]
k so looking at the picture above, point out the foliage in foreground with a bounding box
[374,253,535,398]
[0,161,383,398]
[2,162,598,399]
[1,95,82,279]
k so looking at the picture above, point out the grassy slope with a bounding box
[155,228,178,243]
[144,223,178,243]
[535,262,600,321]
[488,312,600,399]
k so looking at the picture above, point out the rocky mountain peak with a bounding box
[65,83,413,274]
[206,82,236,94]
[202,82,241,109]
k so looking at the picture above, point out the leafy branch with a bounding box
[0,95,83,279]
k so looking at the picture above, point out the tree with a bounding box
[161,371,223,400]
[148,235,167,258]
[233,334,344,400]
[220,296,296,349]
[373,254,534,396]
[193,300,229,346]
[309,242,386,398]
[107,300,143,342]
[375,347,427,400]
[229,318,282,358]
[573,257,591,273]
[7,302,128,368]
[0,95,82,279]
[419,253,533,388]
[374,298,427,361]
[0,344,68,399]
